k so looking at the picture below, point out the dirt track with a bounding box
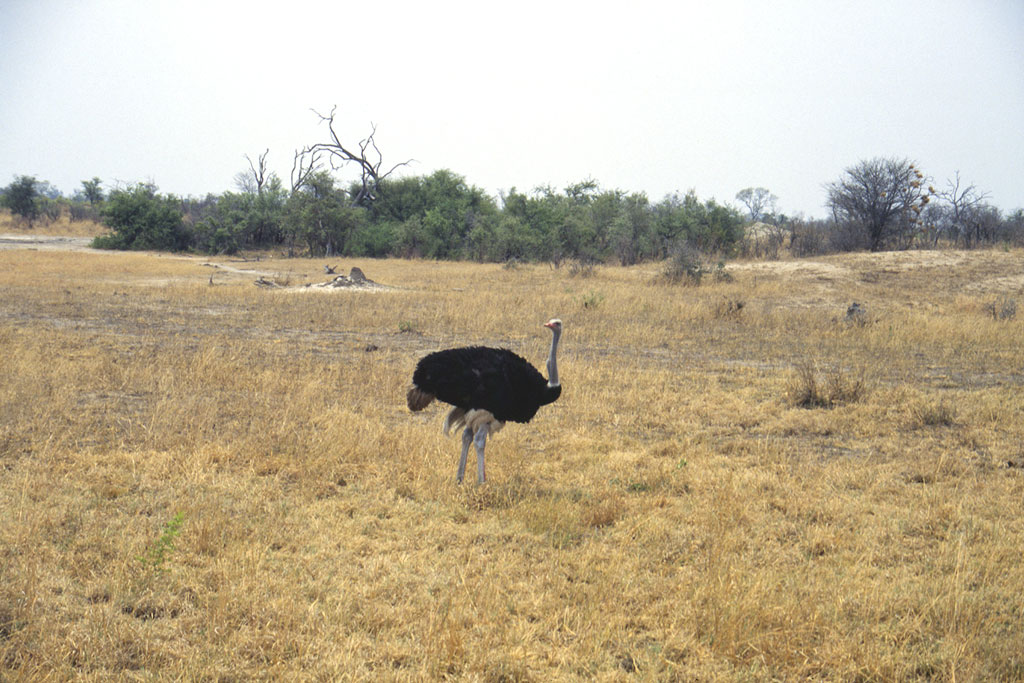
[0,233,96,251]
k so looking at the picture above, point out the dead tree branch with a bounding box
[291,147,321,193]
[292,106,414,205]
[242,148,270,193]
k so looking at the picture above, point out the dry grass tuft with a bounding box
[785,361,868,409]
[909,397,960,428]
[2,242,1024,679]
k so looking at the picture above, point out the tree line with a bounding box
[1,168,750,265]
[3,117,1022,263]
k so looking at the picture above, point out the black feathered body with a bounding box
[411,346,561,424]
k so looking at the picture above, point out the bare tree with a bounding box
[235,149,270,195]
[935,171,990,247]
[291,107,413,206]
[290,146,319,195]
[735,187,777,223]
[826,157,932,251]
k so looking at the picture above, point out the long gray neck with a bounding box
[546,328,561,387]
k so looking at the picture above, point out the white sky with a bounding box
[2,0,1022,218]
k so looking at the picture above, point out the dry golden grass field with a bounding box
[1,215,1023,680]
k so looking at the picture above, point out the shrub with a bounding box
[1,175,41,223]
[909,399,958,428]
[713,298,745,318]
[94,184,189,251]
[711,261,732,282]
[986,295,1016,321]
[138,512,185,573]
[789,221,828,257]
[662,243,706,285]
[579,290,604,309]
[786,362,867,408]
[567,259,597,278]
[69,202,101,223]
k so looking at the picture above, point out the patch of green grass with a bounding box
[138,511,185,573]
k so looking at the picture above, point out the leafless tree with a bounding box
[935,171,991,247]
[235,149,271,195]
[291,107,413,206]
[290,147,320,194]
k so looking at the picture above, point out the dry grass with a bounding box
[785,362,868,409]
[0,208,109,238]
[1,232,1023,680]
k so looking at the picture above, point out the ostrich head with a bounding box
[543,318,562,332]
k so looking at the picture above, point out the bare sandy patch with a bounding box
[0,233,97,251]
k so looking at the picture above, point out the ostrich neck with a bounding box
[546,329,561,387]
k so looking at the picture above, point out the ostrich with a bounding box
[407,318,563,484]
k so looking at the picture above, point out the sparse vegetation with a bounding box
[785,361,868,409]
[566,259,597,278]
[578,289,605,309]
[138,512,185,573]
[1,241,1023,679]
[662,243,707,285]
[909,397,959,428]
[986,294,1017,321]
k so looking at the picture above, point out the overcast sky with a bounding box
[2,0,1022,218]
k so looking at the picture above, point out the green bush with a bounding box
[1,175,42,223]
[94,184,189,251]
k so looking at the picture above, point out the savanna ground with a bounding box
[1,212,1023,681]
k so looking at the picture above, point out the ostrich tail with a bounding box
[444,408,503,437]
[407,386,435,411]
[443,407,467,436]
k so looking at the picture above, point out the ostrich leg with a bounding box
[457,427,473,483]
[474,423,490,484]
